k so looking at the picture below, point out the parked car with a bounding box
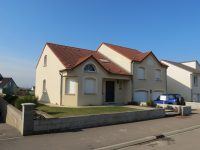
[154,94,185,105]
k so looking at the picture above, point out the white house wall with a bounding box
[35,45,65,105]
[161,61,192,101]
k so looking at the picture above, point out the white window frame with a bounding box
[137,67,145,80]
[155,69,161,81]
[84,77,97,94]
[65,78,76,95]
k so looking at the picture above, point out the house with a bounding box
[35,42,167,106]
[161,60,200,102]
[0,74,18,95]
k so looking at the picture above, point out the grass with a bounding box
[36,104,140,118]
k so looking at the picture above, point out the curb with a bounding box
[94,136,156,150]
[94,124,200,150]
[163,124,200,137]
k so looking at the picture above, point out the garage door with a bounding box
[134,91,148,103]
[152,91,163,100]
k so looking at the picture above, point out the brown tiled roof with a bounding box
[102,43,167,67]
[47,43,130,75]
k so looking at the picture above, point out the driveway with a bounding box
[1,111,200,150]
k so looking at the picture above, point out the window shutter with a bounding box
[84,78,96,94]
[155,69,161,80]
[66,79,76,94]
[137,68,145,79]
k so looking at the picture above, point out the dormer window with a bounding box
[44,55,47,67]
[84,64,96,72]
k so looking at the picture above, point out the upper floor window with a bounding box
[193,75,198,87]
[44,55,47,67]
[65,78,76,95]
[137,67,145,80]
[84,64,96,72]
[155,69,161,81]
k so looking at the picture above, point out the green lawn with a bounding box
[36,104,140,118]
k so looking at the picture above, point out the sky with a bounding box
[1,0,200,88]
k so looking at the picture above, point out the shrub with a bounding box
[146,99,156,107]
[127,101,139,106]
[3,94,18,105]
[15,96,38,110]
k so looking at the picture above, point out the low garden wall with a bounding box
[186,102,200,109]
[0,97,166,135]
[33,109,165,133]
[0,97,22,132]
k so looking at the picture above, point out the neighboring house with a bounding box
[161,60,200,102]
[35,42,167,106]
[0,74,18,95]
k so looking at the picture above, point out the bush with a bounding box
[146,99,156,107]
[3,94,18,105]
[127,101,139,106]
[15,96,38,110]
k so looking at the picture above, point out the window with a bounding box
[84,78,96,94]
[84,64,96,72]
[43,80,46,92]
[193,75,198,87]
[155,69,161,80]
[137,67,145,79]
[44,55,47,67]
[65,78,76,94]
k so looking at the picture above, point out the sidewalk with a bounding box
[1,110,200,150]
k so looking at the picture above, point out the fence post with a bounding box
[21,103,35,135]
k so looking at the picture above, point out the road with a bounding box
[123,127,200,150]
[1,111,200,150]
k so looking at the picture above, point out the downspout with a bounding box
[165,68,168,94]
[59,71,63,106]
[131,62,134,101]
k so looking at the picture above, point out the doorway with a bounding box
[105,81,115,102]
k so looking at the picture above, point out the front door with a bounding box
[105,81,115,102]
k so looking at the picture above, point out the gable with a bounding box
[141,53,167,68]
[36,44,65,70]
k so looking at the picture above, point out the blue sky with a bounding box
[1,0,200,87]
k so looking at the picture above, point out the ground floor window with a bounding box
[65,78,76,94]
[84,78,96,94]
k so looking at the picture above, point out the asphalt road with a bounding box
[123,127,200,150]
[1,111,200,150]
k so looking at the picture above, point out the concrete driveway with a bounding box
[1,111,200,150]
